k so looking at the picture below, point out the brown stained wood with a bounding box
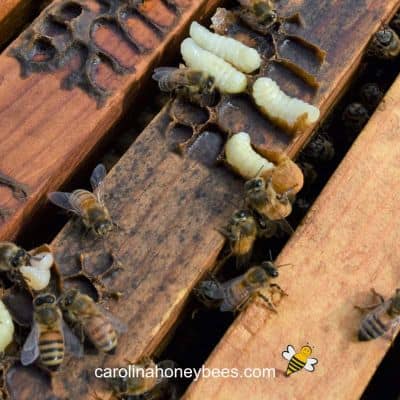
[184,76,400,400]
[17,2,398,400]
[0,0,222,241]
[0,1,49,48]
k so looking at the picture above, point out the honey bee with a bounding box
[0,242,30,274]
[59,289,126,354]
[152,66,217,107]
[219,209,258,269]
[21,293,83,371]
[48,164,113,237]
[245,176,294,221]
[359,83,384,112]
[301,132,335,164]
[107,358,177,400]
[196,264,285,312]
[367,26,400,59]
[342,103,369,134]
[235,0,305,35]
[356,288,400,341]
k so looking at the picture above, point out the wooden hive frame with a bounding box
[0,1,400,399]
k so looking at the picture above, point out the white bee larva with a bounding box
[189,21,261,73]
[252,77,320,133]
[0,300,14,352]
[225,132,275,179]
[181,38,247,94]
[20,252,53,291]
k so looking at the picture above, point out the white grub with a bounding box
[181,38,247,94]
[0,300,14,352]
[252,77,320,133]
[189,21,261,73]
[225,132,275,179]
[20,252,53,291]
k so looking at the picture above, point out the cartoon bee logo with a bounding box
[282,345,318,376]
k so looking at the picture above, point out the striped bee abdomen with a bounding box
[286,356,306,376]
[39,330,64,371]
[86,316,118,354]
[359,313,388,341]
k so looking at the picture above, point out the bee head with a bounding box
[10,247,29,268]
[232,209,252,223]
[94,220,113,237]
[34,293,56,308]
[300,346,312,356]
[59,289,79,309]
[261,261,279,278]
[246,267,268,285]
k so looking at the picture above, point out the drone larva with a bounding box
[252,77,320,134]
[181,38,248,94]
[189,21,261,73]
[20,252,54,291]
[0,300,14,352]
[225,132,275,179]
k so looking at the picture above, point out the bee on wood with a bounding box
[0,242,54,292]
[219,209,258,269]
[301,132,335,164]
[356,288,400,341]
[48,164,113,237]
[0,242,30,275]
[245,176,294,221]
[152,66,217,107]
[359,83,384,112]
[195,264,286,312]
[59,289,126,354]
[342,103,370,134]
[21,293,83,371]
[106,358,178,400]
[235,0,301,34]
[367,26,400,59]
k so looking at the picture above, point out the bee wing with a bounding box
[90,164,107,203]
[152,67,177,84]
[47,192,78,214]
[304,357,318,372]
[282,345,296,361]
[62,320,84,358]
[21,323,40,366]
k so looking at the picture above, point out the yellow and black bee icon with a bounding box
[282,345,318,376]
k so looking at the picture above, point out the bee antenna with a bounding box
[268,249,273,261]
[276,263,293,269]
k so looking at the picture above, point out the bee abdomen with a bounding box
[286,356,306,375]
[359,314,387,341]
[86,317,118,353]
[39,331,64,370]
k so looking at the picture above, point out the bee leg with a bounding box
[282,13,304,27]
[370,288,385,303]
[256,292,278,313]
[354,303,382,312]
[270,283,288,297]
[0,172,30,200]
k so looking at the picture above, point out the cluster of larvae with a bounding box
[155,20,320,135]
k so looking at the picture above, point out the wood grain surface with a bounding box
[13,1,397,399]
[0,0,220,241]
[184,73,400,400]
